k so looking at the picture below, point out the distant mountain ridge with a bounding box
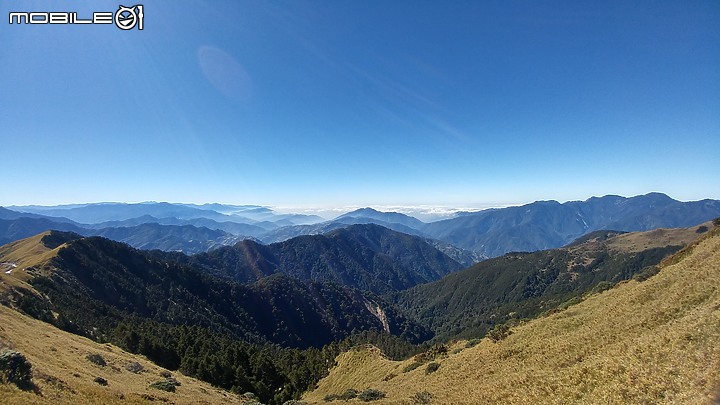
[9,202,324,226]
[256,208,431,244]
[0,217,86,246]
[4,193,720,259]
[255,194,720,258]
[336,208,427,230]
[421,193,720,257]
[90,223,241,253]
[0,217,242,254]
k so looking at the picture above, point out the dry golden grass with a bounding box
[0,232,60,294]
[0,305,247,404]
[605,222,711,253]
[305,228,720,404]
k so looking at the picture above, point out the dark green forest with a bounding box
[155,223,464,294]
[392,240,683,341]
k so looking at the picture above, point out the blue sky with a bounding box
[1,0,718,209]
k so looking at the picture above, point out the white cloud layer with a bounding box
[272,203,519,222]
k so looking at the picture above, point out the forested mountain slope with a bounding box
[306,220,720,404]
[180,224,464,294]
[392,222,711,341]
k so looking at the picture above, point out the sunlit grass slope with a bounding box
[0,304,249,404]
[0,231,60,290]
[306,227,720,404]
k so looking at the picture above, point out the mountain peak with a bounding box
[340,207,383,216]
[633,192,675,203]
[335,208,426,229]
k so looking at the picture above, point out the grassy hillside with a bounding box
[305,224,720,404]
[392,223,710,341]
[0,231,75,310]
[0,305,249,405]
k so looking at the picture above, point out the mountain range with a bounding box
[3,193,719,259]
[421,192,720,257]
[0,215,716,403]
[4,223,717,404]
[166,224,464,294]
[7,202,324,226]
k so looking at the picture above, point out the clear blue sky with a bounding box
[1,1,718,208]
